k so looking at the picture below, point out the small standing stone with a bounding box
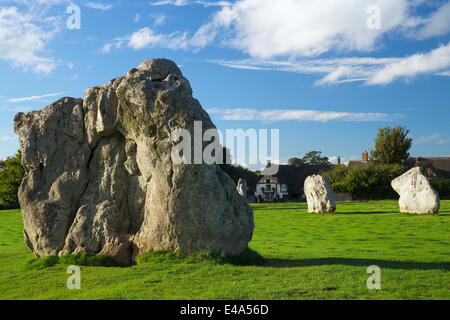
[304,175,336,213]
[237,179,247,197]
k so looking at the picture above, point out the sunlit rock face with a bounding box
[304,175,336,213]
[392,167,440,214]
[14,58,254,264]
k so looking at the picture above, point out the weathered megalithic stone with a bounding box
[304,175,336,213]
[14,58,254,264]
[391,167,440,214]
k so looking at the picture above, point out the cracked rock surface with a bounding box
[304,175,336,213]
[14,58,254,264]
[391,167,440,214]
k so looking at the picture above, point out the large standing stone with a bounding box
[304,175,336,213]
[14,58,254,264]
[391,167,440,214]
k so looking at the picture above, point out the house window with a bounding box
[281,185,288,192]
[266,179,270,183]
[266,185,271,191]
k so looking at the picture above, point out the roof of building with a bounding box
[261,164,332,194]
[346,157,450,179]
[347,160,370,169]
[405,157,450,179]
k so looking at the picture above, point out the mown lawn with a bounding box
[0,200,449,300]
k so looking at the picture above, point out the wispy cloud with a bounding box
[415,134,450,145]
[151,0,232,7]
[437,70,450,76]
[0,105,36,113]
[151,13,166,26]
[210,41,450,86]
[102,0,450,85]
[7,92,65,103]
[85,2,114,11]
[0,4,63,74]
[416,1,450,38]
[0,136,17,142]
[210,57,398,85]
[367,42,450,85]
[100,27,195,52]
[207,108,400,122]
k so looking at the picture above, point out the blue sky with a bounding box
[1,0,449,167]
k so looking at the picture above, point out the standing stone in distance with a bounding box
[237,179,247,197]
[391,167,440,214]
[14,58,254,264]
[304,175,336,213]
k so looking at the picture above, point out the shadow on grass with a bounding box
[25,253,129,270]
[334,211,397,215]
[266,257,450,271]
[253,206,304,211]
[136,248,265,266]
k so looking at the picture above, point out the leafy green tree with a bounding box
[322,164,348,185]
[327,164,406,200]
[0,151,25,209]
[288,157,303,165]
[371,126,412,165]
[301,151,331,165]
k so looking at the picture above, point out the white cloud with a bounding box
[199,0,409,59]
[211,41,450,86]
[101,26,193,52]
[415,134,450,145]
[0,136,17,142]
[151,0,190,5]
[128,27,189,50]
[7,92,65,103]
[102,0,450,85]
[0,5,61,74]
[134,13,140,23]
[151,0,232,7]
[417,1,450,38]
[195,1,232,7]
[210,57,400,85]
[85,2,114,11]
[151,13,166,26]
[367,41,450,85]
[207,108,399,122]
[437,70,450,76]
[0,105,36,112]
[100,42,113,53]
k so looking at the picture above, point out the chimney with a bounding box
[362,151,369,162]
[337,157,341,165]
[415,157,423,167]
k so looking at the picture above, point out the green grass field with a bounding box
[0,200,449,300]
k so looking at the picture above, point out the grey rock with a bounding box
[14,58,254,264]
[304,175,336,213]
[391,167,440,214]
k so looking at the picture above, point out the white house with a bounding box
[255,162,332,202]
